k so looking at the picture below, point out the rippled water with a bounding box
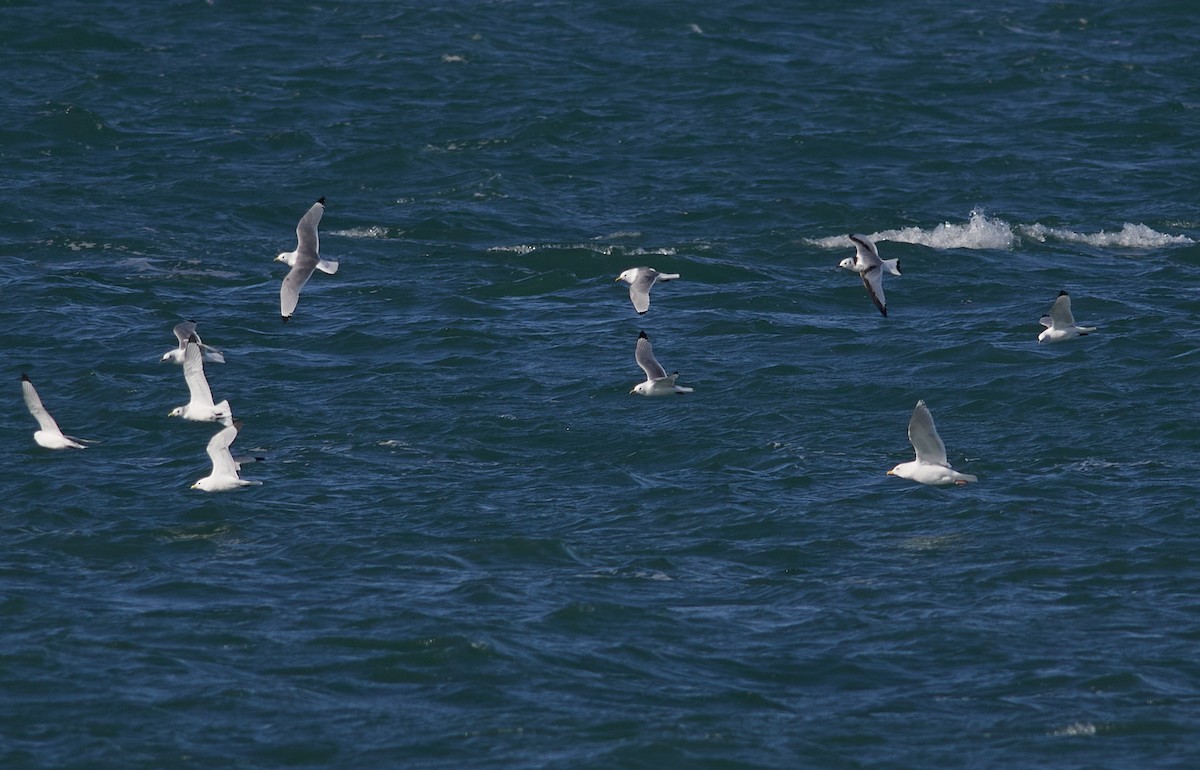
[4,2,1200,768]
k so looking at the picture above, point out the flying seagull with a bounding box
[161,320,225,364]
[192,417,261,492]
[838,234,901,317]
[887,400,977,486]
[631,330,693,396]
[616,266,680,314]
[168,335,230,421]
[21,373,89,449]
[277,197,339,322]
[1038,290,1096,343]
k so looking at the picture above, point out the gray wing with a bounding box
[629,269,657,314]
[281,262,317,319]
[295,198,325,261]
[849,234,882,268]
[908,400,949,467]
[635,331,668,380]
[21,374,62,434]
[1048,292,1074,329]
[182,338,216,407]
[173,320,198,347]
[205,422,240,477]
[861,266,888,317]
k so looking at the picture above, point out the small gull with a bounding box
[277,197,339,323]
[192,417,261,492]
[838,234,901,317]
[616,266,679,315]
[631,330,693,396]
[1038,290,1096,343]
[161,320,225,364]
[888,400,977,486]
[21,373,89,449]
[168,335,231,421]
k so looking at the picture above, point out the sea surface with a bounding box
[4,2,1200,768]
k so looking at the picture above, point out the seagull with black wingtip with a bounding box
[276,197,339,322]
[838,233,901,317]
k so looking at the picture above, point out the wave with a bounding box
[809,210,1194,251]
[487,243,677,257]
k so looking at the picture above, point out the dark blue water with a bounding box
[4,2,1200,768]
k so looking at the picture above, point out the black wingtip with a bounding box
[317,196,326,205]
[880,307,888,317]
[638,330,648,339]
[895,260,902,275]
[281,315,290,324]
[21,372,30,382]
[637,310,646,315]
[1058,290,1069,297]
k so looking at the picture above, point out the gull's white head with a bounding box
[616,269,635,284]
[275,251,295,265]
[838,256,857,272]
[168,406,185,418]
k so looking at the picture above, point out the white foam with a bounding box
[1051,722,1097,737]
[810,211,1193,251]
[332,226,390,239]
[1021,222,1194,249]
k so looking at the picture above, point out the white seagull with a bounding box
[21,373,89,450]
[160,320,225,364]
[631,330,693,396]
[616,266,680,315]
[838,234,901,317]
[192,417,261,492]
[277,197,339,323]
[888,400,977,486]
[1038,291,1096,343]
[168,335,231,421]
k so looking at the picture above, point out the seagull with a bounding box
[1038,291,1096,343]
[616,267,680,314]
[192,417,261,492]
[888,400,977,486]
[21,373,89,449]
[838,234,901,317]
[277,197,339,323]
[168,335,231,421]
[160,320,225,364]
[631,330,693,396]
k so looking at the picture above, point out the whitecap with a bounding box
[332,226,392,239]
[809,210,1193,251]
[875,209,1017,250]
[1020,222,1194,249]
[1051,722,1097,737]
[808,210,1014,250]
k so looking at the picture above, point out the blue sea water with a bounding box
[4,1,1200,768]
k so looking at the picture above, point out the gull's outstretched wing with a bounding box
[908,400,949,467]
[635,331,668,380]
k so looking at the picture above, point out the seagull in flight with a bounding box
[277,197,339,323]
[161,320,225,364]
[168,335,230,421]
[631,330,693,396]
[888,400,977,486]
[1038,291,1096,343]
[192,417,261,492]
[838,234,901,317]
[21,373,90,449]
[616,267,680,314]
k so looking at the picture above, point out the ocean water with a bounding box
[4,1,1200,768]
